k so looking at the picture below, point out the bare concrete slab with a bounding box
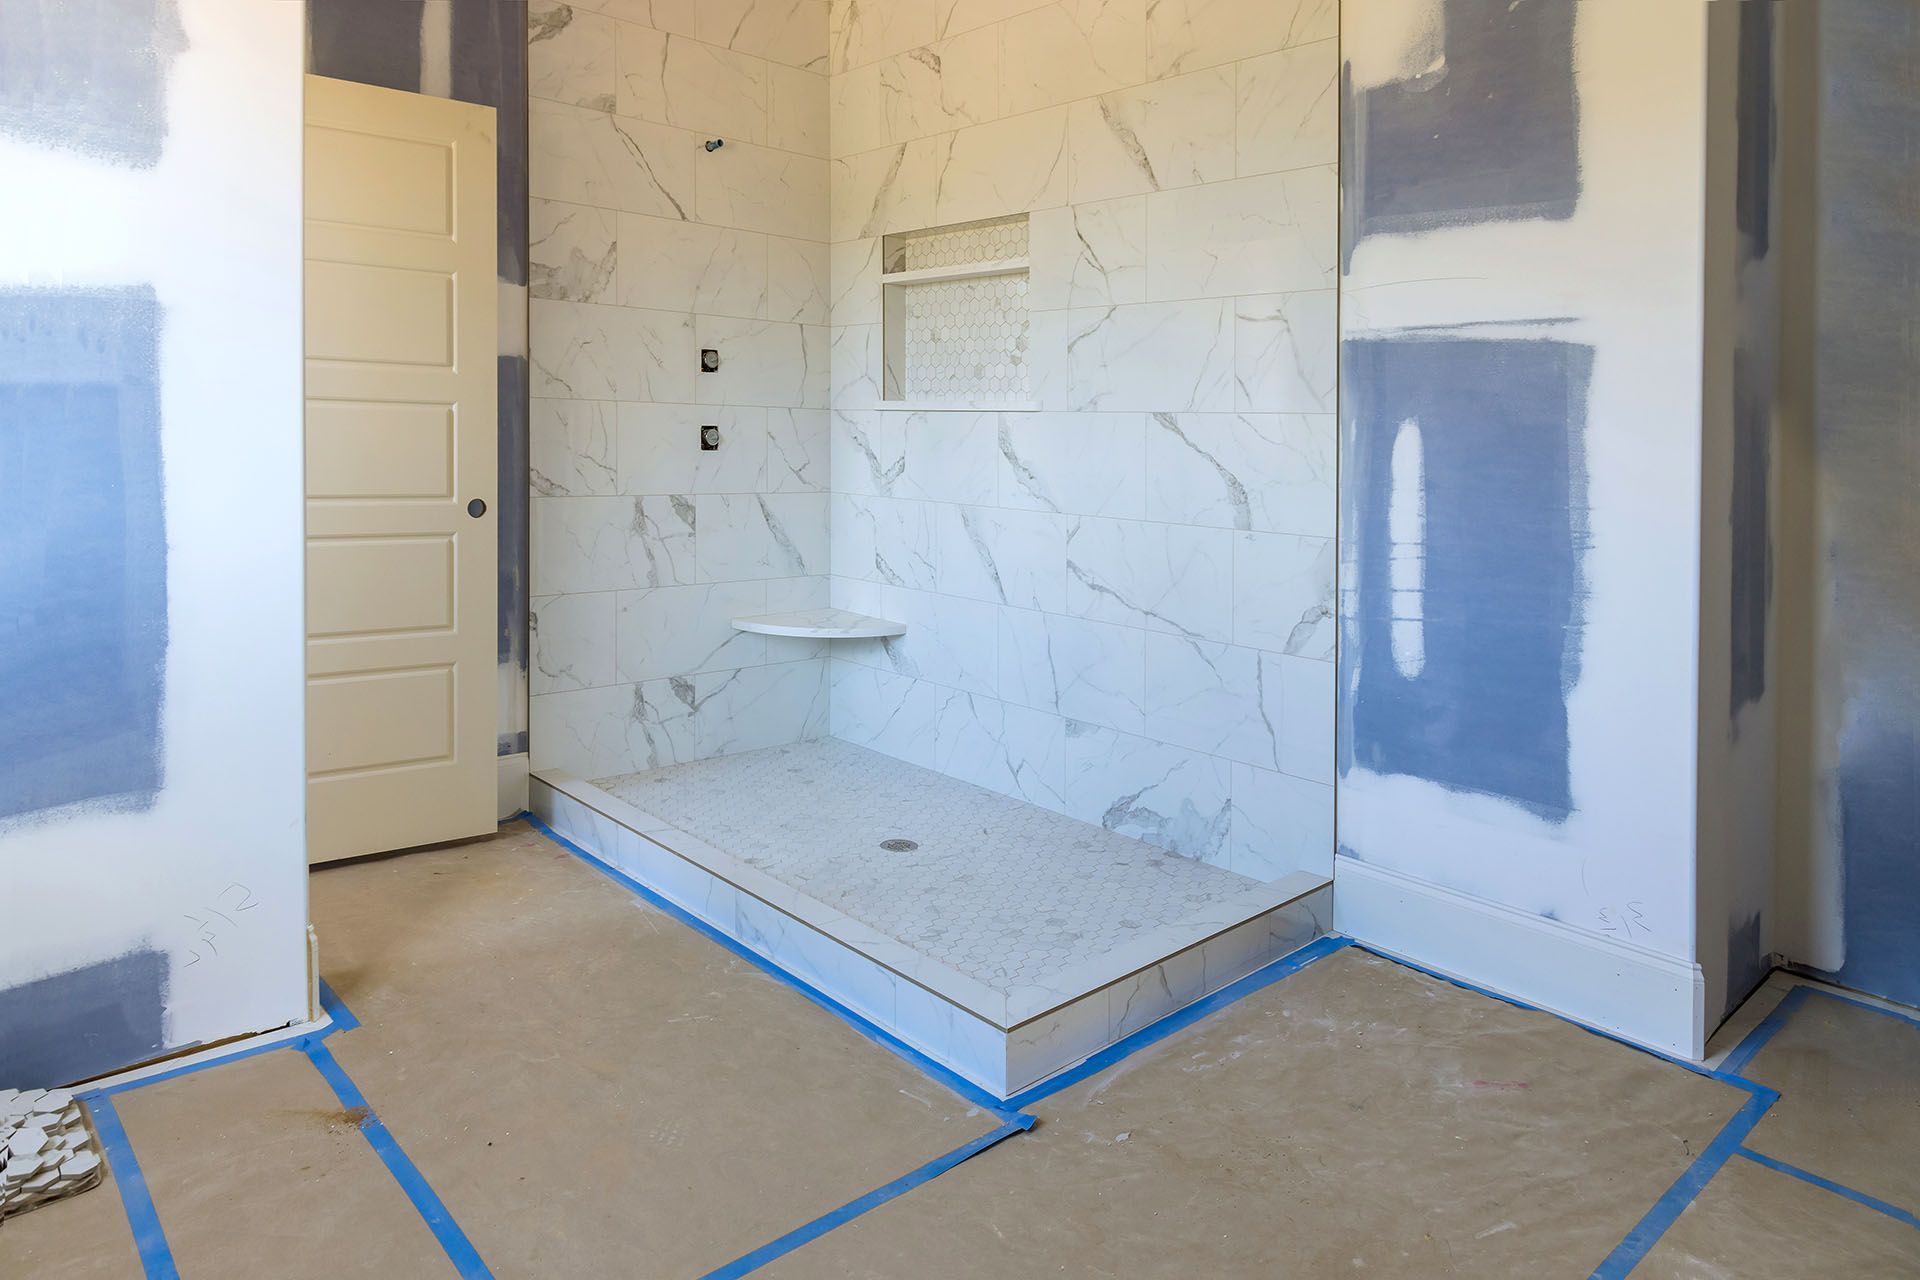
[1740,993,1920,1215]
[110,1049,449,1279]
[1639,1154,1920,1279]
[308,821,1006,1278]
[763,949,1746,1279]
[0,1153,141,1279]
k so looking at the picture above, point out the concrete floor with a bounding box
[3,820,1915,1278]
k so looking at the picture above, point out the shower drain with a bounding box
[879,838,919,853]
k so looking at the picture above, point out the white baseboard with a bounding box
[497,752,530,821]
[1334,856,1706,1059]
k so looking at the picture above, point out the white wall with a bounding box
[525,0,835,781]
[0,0,309,1084]
[1335,0,1716,1054]
[824,0,1341,881]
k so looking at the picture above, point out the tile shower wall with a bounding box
[824,0,1339,880]
[526,0,835,779]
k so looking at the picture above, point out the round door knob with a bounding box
[467,498,487,518]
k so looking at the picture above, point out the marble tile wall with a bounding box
[824,0,1339,880]
[527,0,834,779]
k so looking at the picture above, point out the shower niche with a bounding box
[879,215,1036,411]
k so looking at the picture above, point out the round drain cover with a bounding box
[879,838,919,853]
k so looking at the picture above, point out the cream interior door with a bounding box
[303,74,497,864]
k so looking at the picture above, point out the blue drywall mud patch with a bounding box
[0,288,168,824]
[1342,0,1581,268]
[306,0,426,97]
[1341,337,1593,822]
[0,0,187,168]
[0,948,168,1088]
[1729,348,1773,716]
[1736,1,1776,263]
[452,0,530,289]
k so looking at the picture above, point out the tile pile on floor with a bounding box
[0,1088,103,1220]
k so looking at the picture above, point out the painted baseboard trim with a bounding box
[1334,855,1706,1059]
[496,752,529,821]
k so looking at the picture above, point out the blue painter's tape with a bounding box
[85,1093,179,1280]
[701,1116,1035,1280]
[1004,935,1355,1110]
[1734,1147,1920,1231]
[301,1037,493,1279]
[1717,985,1814,1078]
[520,812,1026,1122]
[318,977,362,1033]
[91,1034,305,1098]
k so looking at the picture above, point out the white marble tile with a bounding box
[849,586,998,695]
[929,689,1068,811]
[1229,762,1333,880]
[827,61,885,160]
[698,658,830,755]
[935,0,1048,39]
[531,300,695,403]
[532,494,697,592]
[829,141,937,240]
[1062,719,1232,861]
[1105,945,1205,1039]
[996,411,1146,517]
[830,493,938,588]
[730,893,900,1029]
[996,609,1145,734]
[617,213,766,318]
[1066,516,1233,642]
[1145,0,1337,79]
[697,0,831,72]
[1232,530,1334,657]
[617,581,768,681]
[829,659,939,765]
[829,239,883,326]
[1146,168,1336,300]
[531,399,618,497]
[1236,38,1338,177]
[1274,651,1333,784]
[878,25,1002,144]
[767,63,832,156]
[697,138,830,241]
[929,108,1070,224]
[831,410,907,496]
[1067,67,1235,203]
[1197,912,1279,990]
[617,25,767,143]
[933,506,1067,612]
[890,977,1008,1095]
[697,493,831,581]
[618,403,767,494]
[766,237,831,324]
[830,322,883,409]
[1142,632,1283,769]
[528,1,618,111]
[1234,289,1336,414]
[768,408,831,492]
[1066,300,1233,412]
[531,592,618,694]
[530,98,695,218]
[1005,989,1110,1091]
[898,411,997,504]
[530,680,696,776]
[530,199,617,304]
[1145,411,1334,535]
[831,0,936,73]
[1027,307,1070,410]
[695,316,829,409]
[1028,197,1147,310]
[1001,0,1145,116]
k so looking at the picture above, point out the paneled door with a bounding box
[303,74,497,864]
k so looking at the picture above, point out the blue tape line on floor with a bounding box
[1733,1148,1920,1231]
[701,1115,1035,1280]
[301,1037,493,1279]
[319,977,362,1032]
[84,1094,179,1280]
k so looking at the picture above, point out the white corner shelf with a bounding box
[731,609,907,640]
[879,257,1030,287]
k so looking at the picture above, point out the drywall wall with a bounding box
[523,0,834,780]
[0,0,308,1085]
[821,0,1340,882]
[1336,0,1715,1054]
[1775,0,1920,1008]
[307,0,534,759]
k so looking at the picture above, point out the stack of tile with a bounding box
[0,1088,104,1220]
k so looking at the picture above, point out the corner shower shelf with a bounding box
[879,257,1029,286]
[730,608,907,639]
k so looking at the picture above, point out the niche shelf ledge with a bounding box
[731,609,908,639]
[879,257,1029,286]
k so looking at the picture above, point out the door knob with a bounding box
[468,498,487,518]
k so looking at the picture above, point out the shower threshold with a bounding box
[531,739,1329,1098]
